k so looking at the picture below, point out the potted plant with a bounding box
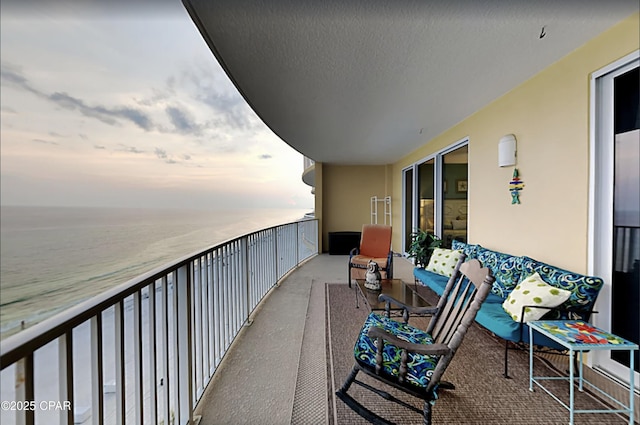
[406,229,442,268]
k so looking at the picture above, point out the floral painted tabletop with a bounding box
[530,320,638,348]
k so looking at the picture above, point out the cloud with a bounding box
[165,106,201,135]
[258,154,272,160]
[0,63,37,95]
[31,138,58,145]
[94,145,106,150]
[48,92,154,130]
[113,107,154,130]
[116,145,144,154]
[197,91,257,132]
[173,63,262,133]
[2,62,154,131]
[153,147,188,165]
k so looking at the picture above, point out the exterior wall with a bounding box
[392,13,639,273]
[314,162,324,252]
[320,164,391,252]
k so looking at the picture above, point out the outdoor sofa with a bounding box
[413,240,605,377]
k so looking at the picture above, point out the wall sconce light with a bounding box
[498,134,517,167]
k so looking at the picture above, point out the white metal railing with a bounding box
[0,219,318,425]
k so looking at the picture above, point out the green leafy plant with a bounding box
[406,229,442,268]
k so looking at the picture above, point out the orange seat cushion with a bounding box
[350,255,390,279]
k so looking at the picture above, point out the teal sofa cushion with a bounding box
[413,267,449,296]
[475,246,525,298]
[521,257,604,321]
[475,302,565,350]
[414,266,503,304]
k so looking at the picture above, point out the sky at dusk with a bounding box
[0,1,315,210]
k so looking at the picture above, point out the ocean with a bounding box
[0,205,311,339]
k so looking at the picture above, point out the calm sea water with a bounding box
[0,205,311,338]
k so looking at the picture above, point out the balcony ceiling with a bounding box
[183,0,637,165]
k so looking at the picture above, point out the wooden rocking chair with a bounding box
[336,256,494,424]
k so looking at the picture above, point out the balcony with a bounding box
[195,254,639,425]
[301,157,315,190]
[2,219,638,424]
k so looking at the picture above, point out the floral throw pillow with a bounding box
[502,272,571,322]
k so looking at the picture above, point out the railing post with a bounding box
[15,355,34,425]
[160,276,171,425]
[148,282,158,425]
[176,264,194,425]
[295,221,300,265]
[273,227,279,284]
[59,331,74,425]
[133,291,143,425]
[242,237,252,326]
[90,315,103,425]
[115,301,125,425]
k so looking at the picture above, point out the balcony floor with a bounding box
[195,253,349,425]
[195,254,636,424]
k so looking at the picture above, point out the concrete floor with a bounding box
[194,253,416,425]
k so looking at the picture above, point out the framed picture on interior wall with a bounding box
[456,180,468,193]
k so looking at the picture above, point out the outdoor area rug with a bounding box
[325,282,629,424]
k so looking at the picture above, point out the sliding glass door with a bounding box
[402,140,468,253]
[591,53,639,385]
[442,145,468,246]
[418,159,435,235]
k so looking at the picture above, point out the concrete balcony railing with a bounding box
[0,219,319,425]
[302,157,315,189]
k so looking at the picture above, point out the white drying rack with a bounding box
[371,196,391,225]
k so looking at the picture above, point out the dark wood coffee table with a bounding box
[355,278,431,312]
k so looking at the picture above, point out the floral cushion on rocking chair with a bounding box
[354,312,440,390]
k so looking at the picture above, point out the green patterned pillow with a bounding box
[451,240,478,259]
[426,248,463,277]
[502,272,571,322]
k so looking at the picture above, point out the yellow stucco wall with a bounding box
[313,162,324,252]
[320,164,392,251]
[391,13,639,273]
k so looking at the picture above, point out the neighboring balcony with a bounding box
[302,157,315,192]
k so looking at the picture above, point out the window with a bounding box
[402,140,468,252]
